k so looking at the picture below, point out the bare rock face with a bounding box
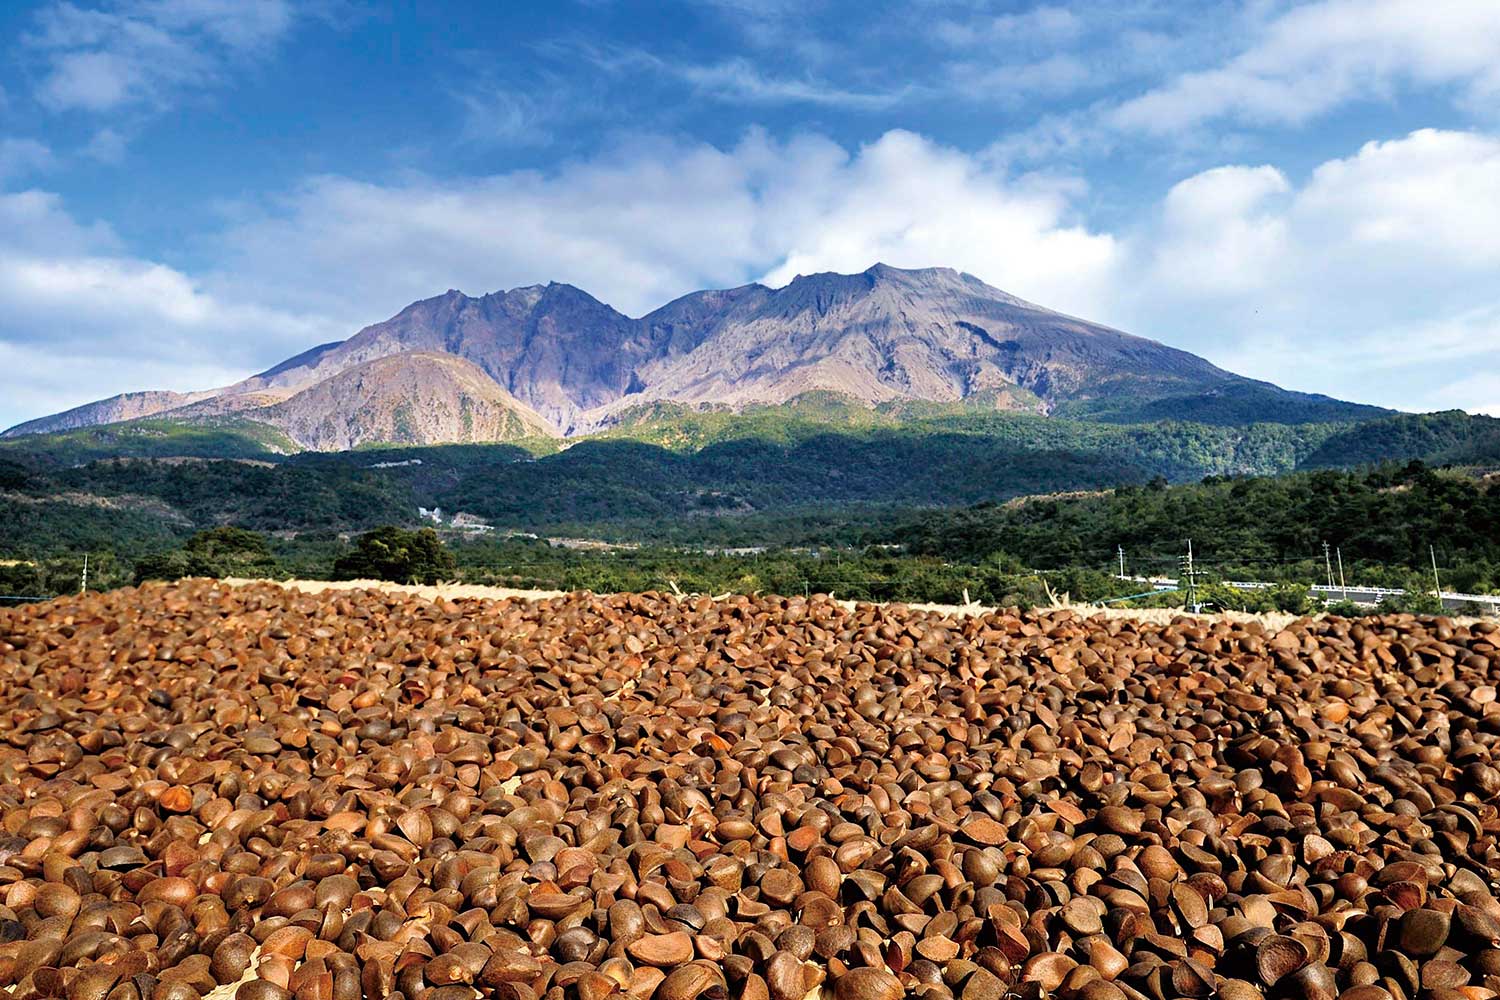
[234,284,658,434]
[2,263,1316,448]
[604,263,1228,426]
[255,352,556,450]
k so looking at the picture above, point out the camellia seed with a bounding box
[0,581,1498,1000]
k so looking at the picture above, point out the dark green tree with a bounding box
[134,527,277,584]
[332,526,456,585]
[183,526,272,562]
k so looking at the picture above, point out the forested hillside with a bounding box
[895,462,1500,594]
[3,404,1498,604]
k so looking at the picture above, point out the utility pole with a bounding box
[1322,541,1334,589]
[1430,545,1443,604]
[80,553,88,594]
[1336,547,1347,601]
[1118,545,1125,579]
[1180,539,1201,613]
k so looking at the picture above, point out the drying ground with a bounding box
[222,578,1316,631]
[1,580,1499,1000]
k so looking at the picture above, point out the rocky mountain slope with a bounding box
[610,264,1229,421]
[4,389,220,437]
[256,352,554,451]
[4,264,1385,448]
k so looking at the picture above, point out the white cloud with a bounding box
[1112,0,1500,132]
[945,54,1094,101]
[455,84,551,146]
[24,0,297,113]
[1151,165,1289,296]
[1139,128,1500,306]
[0,187,333,427]
[577,45,910,110]
[39,51,142,111]
[753,131,1118,312]
[216,129,1121,322]
[144,0,294,50]
[691,0,841,58]
[4,256,211,328]
[1297,129,1500,269]
[0,139,54,182]
[1120,128,1500,408]
[0,190,119,255]
[677,58,909,109]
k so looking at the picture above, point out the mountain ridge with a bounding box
[4,263,1389,447]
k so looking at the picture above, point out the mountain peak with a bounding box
[540,281,597,300]
[3,264,1387,446]
[768,263,979,316]
[863,262,957,280]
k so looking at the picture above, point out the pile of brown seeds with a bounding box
[2,581,1499,1000]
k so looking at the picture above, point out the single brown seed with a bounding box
[212,933,258,985]
[627,932,693,967]
[764,951,805,1000]
[1171,959,1216,998]
[833,968,902,1000]
[654,963,724,1000]
[1256,935,1310,986]
[1096,807,1143,836]
[1398,909,1452,956]
[959,815,1007,846]
[237,982,292,1000]
[425,954,475,986]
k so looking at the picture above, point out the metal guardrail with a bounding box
[0,594,54,604]
[1124,576,1499,612]
[1309,584,1406,597]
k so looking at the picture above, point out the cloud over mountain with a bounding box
[1,125,1498,427]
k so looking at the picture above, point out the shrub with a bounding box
[1267,583,1313,615]
[1377,590,1444,615]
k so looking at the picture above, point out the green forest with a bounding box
[2,465,1494,613]
[895,462,1500,594]
[1,406,1497,609]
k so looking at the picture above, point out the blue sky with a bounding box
[2,0,1499,427]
